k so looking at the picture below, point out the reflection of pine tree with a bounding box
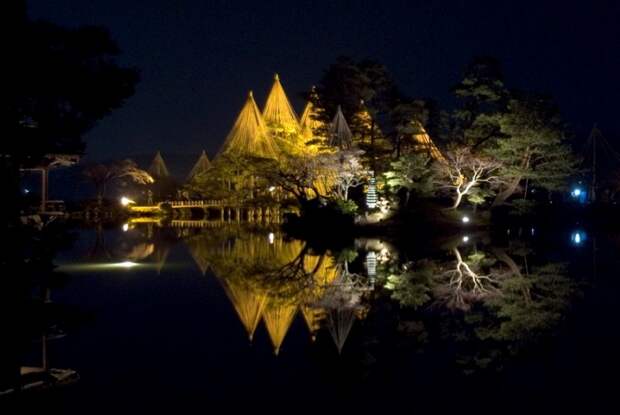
[387,243,579,375]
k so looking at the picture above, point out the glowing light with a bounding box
[268,232,275,244]
[531,227,535,236]
[571,231,586,245]
[268,186,276,192]
[462,235,470,243]
[23,188,30,194]
[122,223,129,232]
[120,197,135,206]
[117,261,139,268]
[376,247,391,263]
[462,215,470,224]
[570,187,587,204]
[55,261,157,273]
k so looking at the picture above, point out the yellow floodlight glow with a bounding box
[117,261,139,268]
[120,197,135,206]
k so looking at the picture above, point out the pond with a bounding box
[5,220,620,412]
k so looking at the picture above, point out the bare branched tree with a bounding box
[320,149,368,201]
[434,147,503,209]
[83,159,153,202]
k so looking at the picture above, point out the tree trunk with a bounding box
[492,176,521,206]
[452,191,463,209]
[493,151,531,206]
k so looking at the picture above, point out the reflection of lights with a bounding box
[571,231,586,245]
[268,186,276,192]
[462,215,470,223]
[571,187,586,204]
[462,235,470,243]
[366,251,377,279]
[366,175,377,208]
[117,261,139,268]
[377,247,391,263]
[378,198,390,214]
[56,261,163,273]
[120,196,135,206]
[122,223,129,232]
[268,232,275,244]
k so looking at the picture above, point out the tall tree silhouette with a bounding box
[3,1,139,220]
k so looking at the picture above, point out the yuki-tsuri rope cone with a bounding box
[187,150,210,182]
[148,150,170,178]
[182,228,359,355]
[410,121,445,162]
[218,90,280,159]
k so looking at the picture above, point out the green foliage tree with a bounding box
[445,57,578,207]
[488,94,580,205]
[383,153,435,207]
[185,153,280,206]
[450,56,508,148]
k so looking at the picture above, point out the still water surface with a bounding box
[10,222,620,412]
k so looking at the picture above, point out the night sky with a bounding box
[29,0,620,168]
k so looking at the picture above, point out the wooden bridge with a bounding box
[128,199,281,222]
[129,199,226,213]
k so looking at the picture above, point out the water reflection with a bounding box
[182,227,373,354]
[0,224,81,397]
[47,221,587,383]
[382,235,579,373]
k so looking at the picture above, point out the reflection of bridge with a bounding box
[171,219,239,228]
[128,218,280,230]
[129,200,281,222]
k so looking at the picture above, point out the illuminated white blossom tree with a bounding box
[321,149,368,201]
[435,147,503,209]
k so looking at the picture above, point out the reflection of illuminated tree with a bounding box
[386,244,578,373]
[315,270,372,353]
[181,227,372,354]
[435,248,501,311]
[480,260,574,344]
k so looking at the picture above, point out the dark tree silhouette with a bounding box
[3,2,139,220]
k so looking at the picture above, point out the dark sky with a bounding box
[29,0,620,166]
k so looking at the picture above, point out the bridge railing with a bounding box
[162,199,227,208]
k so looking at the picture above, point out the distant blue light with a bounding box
[571,187,587,203]
[571,231,587,245]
